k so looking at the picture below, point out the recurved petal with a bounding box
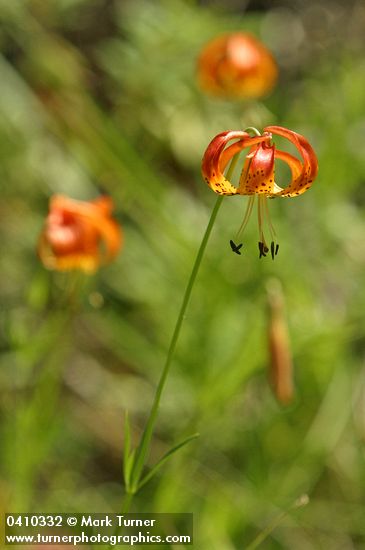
[50,194,113,219]
[265,125,318,197]
[55,195,122,260]
[274,150,303,180]
[94,216,122,262]
[48,195,89,215]
[39,194,122,272]
[202,131,270,195]
[219,134,271,172]
[69,207,122,263]
[238,142,275,195]
[92,195,114,215]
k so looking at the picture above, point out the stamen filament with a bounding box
[263,195,276,241]
[236,195,255,239]
[258,195,266,246]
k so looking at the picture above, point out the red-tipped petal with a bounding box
[265,125,318,196]
[202,131,270,195]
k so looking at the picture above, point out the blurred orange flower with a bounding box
[202,125,318,257]
[38,195,122,272]
[197,32,278,99]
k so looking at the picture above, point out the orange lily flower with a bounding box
[202,126,318,258]
[38,195,122,272]
[197,32,278,99]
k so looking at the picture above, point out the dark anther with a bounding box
[258,241,267,259]
[270,241,280,259]
[230,240,243,255]
[270,241,275,260]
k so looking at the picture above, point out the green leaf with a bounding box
[137,433,199,491]
[124,449,136,491]
[123,411,134,489]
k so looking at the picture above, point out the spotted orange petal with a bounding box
[265,125,318,197]
[238,141,275,195]
[202,131,270,195]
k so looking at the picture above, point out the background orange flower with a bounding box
[197,32,278,99]
[38,195,122,272]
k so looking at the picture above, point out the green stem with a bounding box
[126,152,240,506]
[244,126,261,137]
[130,193,224,491]
[121,491,134,514]
[246,495,309,550]
[107,491,134,549]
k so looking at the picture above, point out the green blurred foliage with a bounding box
[1,0,365,548]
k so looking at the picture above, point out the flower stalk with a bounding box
[129,194,224,493]
[125,156,240,503]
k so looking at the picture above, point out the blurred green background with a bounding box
[1,0,365,548]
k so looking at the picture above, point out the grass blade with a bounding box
[137,433,199,491]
